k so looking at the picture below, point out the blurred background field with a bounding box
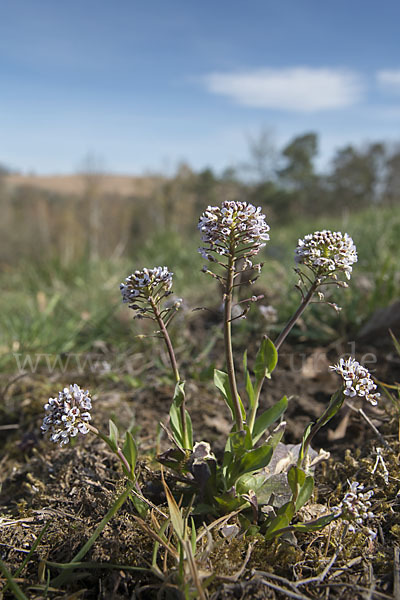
[1,133,399,375]
[2,1,400,380]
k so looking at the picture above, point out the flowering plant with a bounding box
[42,200,379,544]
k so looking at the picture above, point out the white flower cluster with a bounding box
[41,384,92,446]
[198,201,270,261]
[333,481,376,539]
[295,230,357,280]
[120,267,173,309]
[329,357,380,405]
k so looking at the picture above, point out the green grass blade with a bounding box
[0,559,29,600]
[51,482,134,586]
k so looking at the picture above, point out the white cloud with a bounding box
[377,69,400,91]
[203,67,363,112]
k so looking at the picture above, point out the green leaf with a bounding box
[290,512,338,532]
[295,476,314,512]
[320,389,345,428]
[122,431,137,475]
[185,410,193,449]
[252,396,288,444]
[169,401,183,448]
[254,336,278,383]
[214,494,244,512]
[243,351,255,409]
[287,466,314,511]
[238,445,273,476]
[298,422,313,464]
[265,422,286,450]
[163,480,186,542]
[287,466,306,497]
[169,381,187,449]
[229,428,253,455]
[236,472,267,495]
[214,369,246,422]
[265,501,295,540]
[173,381,185,408]
[222,435,233,473]
[108,420,119,451]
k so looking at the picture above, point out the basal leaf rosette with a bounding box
[295,230,357,281]
[198,201,270,264]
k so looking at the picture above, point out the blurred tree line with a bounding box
[0,131,399,266]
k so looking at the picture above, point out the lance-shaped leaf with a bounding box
[243,350,255,409]
[265,501,295,540]
[287,465,306,496]
[185,410,193,450]
[169,381,190,449]
[287,466,314,511]
[236,472,268,495]
[254,336,278,383]
[295,475,314,512]
[122,431,138,476]
[238,444,273,476]
[252,396,288,444]
[265,421,286,451]
[108,419,119,452]
[298,422,313,465]
[163,479,186,542]
[214,369,246,421]
[290,512,338,532]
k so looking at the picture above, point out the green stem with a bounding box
[274,278,319,351]
[86,423,132,477]
[150,297,189,448]
[247,278,320,437]
[224,253,244,431]
[150,297,180,383]
[298,390,344,468]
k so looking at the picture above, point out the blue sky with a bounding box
[1,0,400,174]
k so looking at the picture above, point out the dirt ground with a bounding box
[0,334,399,599]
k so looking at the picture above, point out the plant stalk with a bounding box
[150,297,189,448]
[249,278,319,436]
[298,390,344,468]
[86,423,132,476]
[274,278,319,351]
[224,253,244,431]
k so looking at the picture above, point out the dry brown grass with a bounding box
[4,172,164,197]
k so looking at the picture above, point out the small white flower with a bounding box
[329,357,380,405]
[329,357,380,406]
[121,267,173,302]
[198,201,270,261]
[295,230,357,280]
[332,480,376,539]
[41,385,93,447]
[120,267,174,317]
